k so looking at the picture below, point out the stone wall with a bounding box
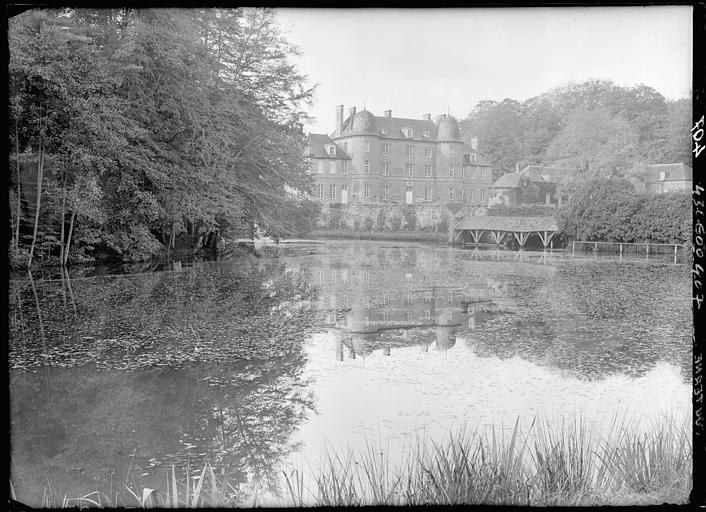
[316,202,487,241]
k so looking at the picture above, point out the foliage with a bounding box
[557,178,690,243]
[402,206,417,231]
[460,80,690,177]
[486,204,556,217]
[8,7,316,265]
[282,415,690,506]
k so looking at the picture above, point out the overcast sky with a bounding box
[277,7,692,135]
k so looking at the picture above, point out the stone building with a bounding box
[305,106,493,205]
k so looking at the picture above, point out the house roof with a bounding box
[371,116,439,140]
[306,133,351,160]
[492,173,525,188]
[645,163,692,182]
[454,216,558,233]
[463,148,492,167]
[520,165,576,184]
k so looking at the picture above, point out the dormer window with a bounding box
[423,130,431,138]
[327,145,336,156]
[406,128,414,138]
[470,154,477,163]
[380,128,387,136]
[659,171,667,181]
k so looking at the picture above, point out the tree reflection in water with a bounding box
[314,244,690,382]
[10,254,318,504]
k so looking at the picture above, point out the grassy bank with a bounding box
[309,229,449,243]
[22,415,691,508]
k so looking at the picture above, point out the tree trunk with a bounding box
[14,119,22,250]
[64,210,76,266]
[59,170,67,266]
[27,142,45,269]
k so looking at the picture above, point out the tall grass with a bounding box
[283,414,692,507]
[21,414,691,508]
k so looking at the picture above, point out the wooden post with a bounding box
[594,241,598,252]
[572,241,575,257]
[675,244,678,264]
[646,243,649,260]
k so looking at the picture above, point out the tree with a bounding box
[460,99,525,177]
[543,108,640,176]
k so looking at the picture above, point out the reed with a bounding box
[283,414,692,507]
[24,414,691,508]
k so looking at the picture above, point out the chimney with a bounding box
[423,113,431,121]
[349,106,357,119]
[384,109,392,118]
[470,137,478,152]
[336,105,344,135]
[516,163,520,173]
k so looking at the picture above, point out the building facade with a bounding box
[306,106,493,205]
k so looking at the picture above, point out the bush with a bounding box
[487,204,556,217]
[363,217,374,231]
[402,206,417,231]
[376,209,386,231]
[390,216,402,232]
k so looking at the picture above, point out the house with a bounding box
[488,165,576,206]
[642,163,692,193]
[305,105,493,205]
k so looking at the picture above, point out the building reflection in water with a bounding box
[313,247,493,360]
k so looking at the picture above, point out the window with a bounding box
[342,161,348,174]
[424,146,432,158]
[406,145,414,158]
[425,188,432,201]
[406,128,414,138]
[449,145,455,158]
[365,141,370,153]
[329,160,336,173]
[328,146,336,156]
[318,161,325,174]
[461,189,466,203]
[364,160,370,174]
[471,154,477,163]
[383,184,390,200]
[449,164,455,177]
[449,187,455,201]
[423,130,431,138]
[341,184,347,191]
[381,161,390,176]
[406,163,414,177]
[382,143,390,156]
[317,184,324,198]
[425,165,432,177]
[425,310,431,320]
[364,184,370,199]
[480,188,485,202]
[329,184,336,199]
[470,189,475,202]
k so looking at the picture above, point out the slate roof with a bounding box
[520,165,576,184]
[492,173,525,188]
[306,133,351,160]
[454,216,558,233]
[463,147,492,167]
[645,163,692,182]
[373,116,439,140]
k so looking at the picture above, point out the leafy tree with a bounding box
[543,108,640,176]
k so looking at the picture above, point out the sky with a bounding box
[276,7,693,135]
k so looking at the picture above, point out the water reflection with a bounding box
[9,242,691,507]
[309,244,690,382]
[10,257,319,505]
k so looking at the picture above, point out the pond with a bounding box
[9,240,691,506]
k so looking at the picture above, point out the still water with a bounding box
[9,241,691,506]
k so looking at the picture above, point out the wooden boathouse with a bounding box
[453,216,559,248]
